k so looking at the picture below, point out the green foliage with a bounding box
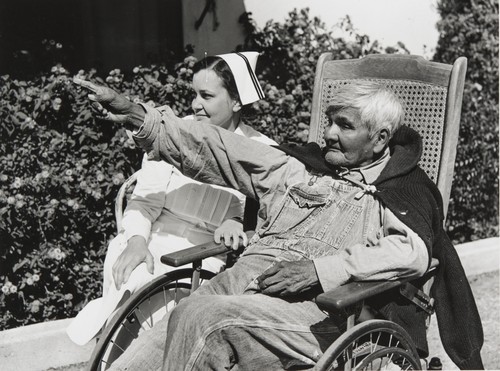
[0,60,199,329]
[433,0,499,242]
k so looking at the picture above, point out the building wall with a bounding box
[0,0,247,77]
[182,0,247,58]
[76,0,184,72]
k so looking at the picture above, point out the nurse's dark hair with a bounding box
[192,56,240,103]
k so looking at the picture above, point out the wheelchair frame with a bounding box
[87,53,467,371]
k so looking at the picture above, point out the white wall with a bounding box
[182,0,247,58]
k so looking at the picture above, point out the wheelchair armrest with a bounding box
[160,231,255,267]
[161,241,229,267]
[316,279,405,312]
[316,258,439,312]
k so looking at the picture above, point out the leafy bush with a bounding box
[0,61,198,329]
[239,10,408,143]
[433,0,499,242]
[0,8,496,330]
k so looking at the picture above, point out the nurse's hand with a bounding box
[214,219,248,251]
[73,77,145,129]
[113,235,154,290]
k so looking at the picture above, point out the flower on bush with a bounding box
[12,177,23,188]
[112,173,125,185]
[30,300,42,313]
[1,282,13,295]
[52,97,62,111]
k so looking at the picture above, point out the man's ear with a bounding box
[373,128,390,155]
[232,100,242,113]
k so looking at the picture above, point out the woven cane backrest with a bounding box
[308,54,467,218]
[314,79,448,183]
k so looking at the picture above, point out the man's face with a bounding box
[323,107,378,168]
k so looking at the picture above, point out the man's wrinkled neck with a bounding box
[339,148,391,183]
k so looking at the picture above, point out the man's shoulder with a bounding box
[376,165,444,233]
[377,164,440,200]
[237,122,277,145]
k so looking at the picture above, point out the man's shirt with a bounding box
[133,105,428,291]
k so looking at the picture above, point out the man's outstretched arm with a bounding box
[74,79,302,211]
[73,77,146,129]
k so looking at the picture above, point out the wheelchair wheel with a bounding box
[88,268,215,371]
[356,347,421,370]
[315,319,421,371]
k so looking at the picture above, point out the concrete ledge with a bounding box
[455,237,499,277]
[0,318,94,371]
[1,237,498,371]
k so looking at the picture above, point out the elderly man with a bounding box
[76,79,483,370]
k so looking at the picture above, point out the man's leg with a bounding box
[108,252,280,370]
[162,251,341,370]
[163,293,341,370]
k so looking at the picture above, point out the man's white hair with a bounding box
[326,81,404,138]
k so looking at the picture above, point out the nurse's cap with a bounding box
[217,51,265,105]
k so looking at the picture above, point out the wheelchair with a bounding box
[87,53,467,370]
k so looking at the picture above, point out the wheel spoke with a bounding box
[387,350,395,366]
[135,306,153,330]
[109,339,126,353]
[118,320,138,338]
[89,269,215,371]
[163,286,168,308]
[377,332,383,348]
[351,339,358,369]
[147,296,154,327]
[101,359,110,366]
[316,320,421,371]
[174,280,179,302]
